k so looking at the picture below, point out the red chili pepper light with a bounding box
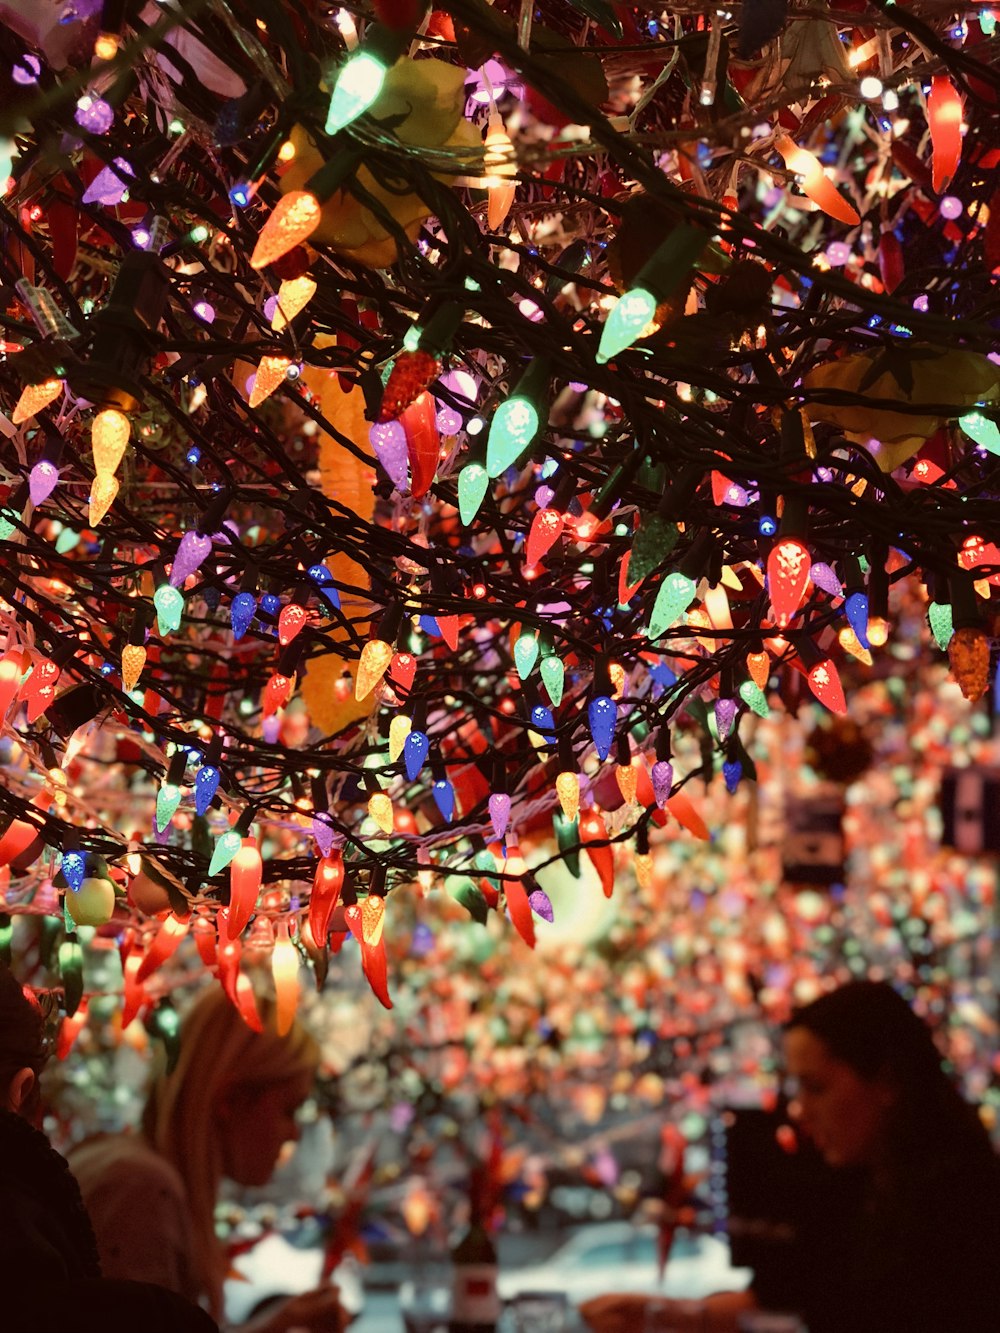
[136,913,190,983]
[310,852,344,944]
[580,807,614,898]
[927,74,964,193]
[228,837,262,939]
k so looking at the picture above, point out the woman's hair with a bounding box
[142,985,320,1315]
[786,980,994,1170]
[0,960,47,1118]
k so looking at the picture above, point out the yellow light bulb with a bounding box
[555,771,580,823]
[866,616,889,647]
[356,639,393,700]
[121,643,146,692]
[92,408,130,478]
[88,473,119,526]
[13,379,63,425]
[368,791,394,835]
[389,714,411,764]
[94,32,119,60]
[250,191,322,270]
[271,275,317,330]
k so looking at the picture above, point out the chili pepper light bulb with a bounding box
[272,921,300,1035]
[775,135,860,225]
[310,852,344,943]
[927,74,964,193]
[228,837,262,938]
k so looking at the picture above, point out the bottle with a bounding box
[448,1216,500,1333]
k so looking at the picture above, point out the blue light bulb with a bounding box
[433,779,455,822]
[308,563,341,611]
[61,850,86,892]
[230,591,257,640]
[260,592,281,616]
[758,515,777,537]
[530,705,555,740]
[194,765,221,816]
[588,695,616,761]
[404,729,430,781]
[845,591,870,648]
[229,183,251,208]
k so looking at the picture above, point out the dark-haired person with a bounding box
[581,980,1000,1333]
[0,960,217,1333]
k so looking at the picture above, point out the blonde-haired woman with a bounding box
[71,986,346,1333]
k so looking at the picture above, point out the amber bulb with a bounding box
[272,922,300,1035]
[250,191,323,270]
[92,408,130,478]
[356,639,393,700]
[555,771,580,823]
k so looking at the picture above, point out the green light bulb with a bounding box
[596,287,657,364]
[960,411,1000,455]
[209,827,243,876]
[325,50,389,134]
[0,508,16,541]
[154,584,185,635]
[927,601,954,650]
[738,679,769,717]
[458,462,489,525]
[155,783,183,832]
[540,654,564,706]
[55,527,80,554]
[514,631,539,680]
[648,570,695,640]
[486,397,539,478]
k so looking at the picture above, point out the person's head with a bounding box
[143,985,320,1311]
[783,980,988,1172]
[0,962,47,1121]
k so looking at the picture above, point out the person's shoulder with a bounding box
[69,1133,185,1202]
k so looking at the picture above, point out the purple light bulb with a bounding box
[489,791,511,841]
[312,814,335,857]
[75,95,114,134]
[809,562,843,597]
[82,157,135,205]
[29,460,59,506]
[651,759,673,807]
[169,530,212,586]
[715,698,737,742]
[370,420,408,491]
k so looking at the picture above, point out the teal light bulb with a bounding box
[513,631,539,680]
[540,654,564,706]
[209,828,243,876]
[486,397,539,478]
[155,782,183,832]
[738,679,769,717]
[458,462,489,525]
[648,570,695,640]
[960,411,1000,455]
[325,51,389,134]
[154,584,184,635]
[596,287,657,364]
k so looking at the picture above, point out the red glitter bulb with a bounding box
[379,350,441,422]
